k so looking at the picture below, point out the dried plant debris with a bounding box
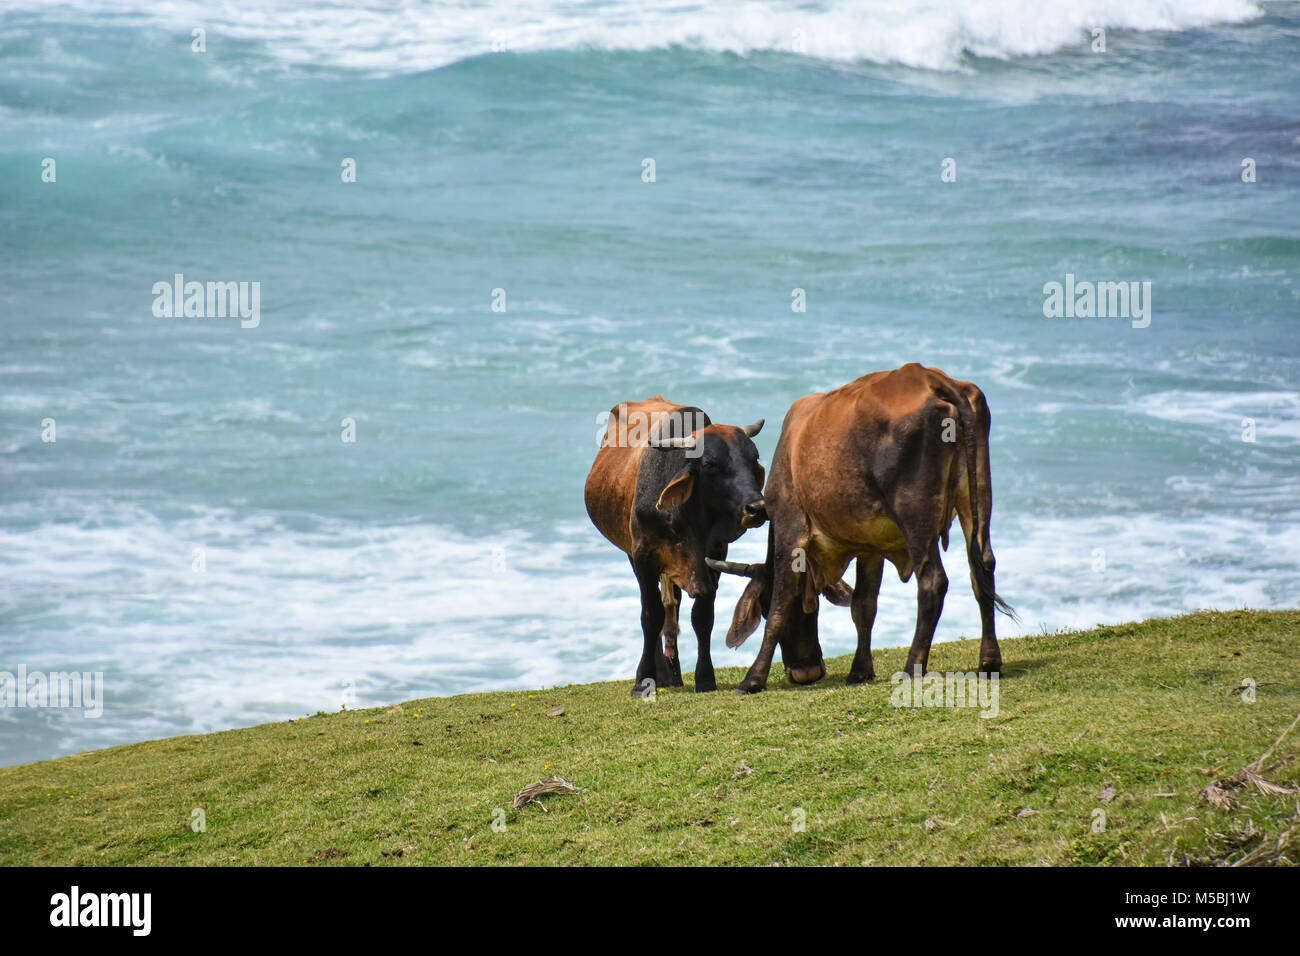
[512,776,582,811]
[1232,827,1294,867]
[1200,712,1300,811]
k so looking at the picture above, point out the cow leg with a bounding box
[737,557,799,695]
[787,596,824,685]
[974,552,1002,674]
[956,513,1003,674]
[690,591,717,692]
[847,555,884,684]
[664,637,683,687]
[631,558,672,695]
[903,541,948,676]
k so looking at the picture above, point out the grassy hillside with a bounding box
[2,610,1298,866]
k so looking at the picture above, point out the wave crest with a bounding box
[21,0,1264,73]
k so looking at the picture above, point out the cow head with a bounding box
[647,420,766,593]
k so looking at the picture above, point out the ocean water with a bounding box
[1,0,1297,767]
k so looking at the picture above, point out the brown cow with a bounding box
[712,364,1013,694]
[584,396,767,694]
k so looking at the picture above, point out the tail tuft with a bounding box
[968,538,1017,622]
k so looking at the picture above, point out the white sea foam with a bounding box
[1133,390,1300,442]
[17,0,1263,73]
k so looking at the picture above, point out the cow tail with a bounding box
[937,384,1015,619]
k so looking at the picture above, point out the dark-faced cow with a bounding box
[712,364,1013,694]
[584,396,766,694]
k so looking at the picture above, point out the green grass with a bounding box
[2,610,1298,866]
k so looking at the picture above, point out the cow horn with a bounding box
[741,419,764,438]
[705,558,761,578]
[647,435,697,450]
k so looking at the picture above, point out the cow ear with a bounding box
[755,463,766,488]
[725,577,764,649]
[656,470,695,511]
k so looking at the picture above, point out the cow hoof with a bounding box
[735,681,765,696]
[631,678,656,698]
[846,671,874,685]
[980,660,1002,676]
[695,679,717,693]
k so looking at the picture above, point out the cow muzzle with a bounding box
[740,498,767,528]
[787,659,826,685]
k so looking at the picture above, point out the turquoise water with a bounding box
[2,1,1298,765]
